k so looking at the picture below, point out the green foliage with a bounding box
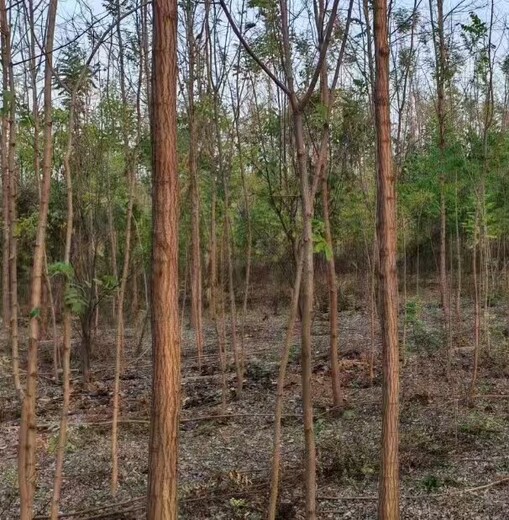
[421,474,441,493]
[64,285,87,316]
[312,219,332,261]
[48,262,75,280]
[29,307,41,319]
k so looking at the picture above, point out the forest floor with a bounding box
[1,291,509,519]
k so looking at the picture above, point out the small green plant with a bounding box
[314,418,327,438]
[288,343,300,364]
[421,474,441,493]
[48,431,77,454]
[230,498,247,509]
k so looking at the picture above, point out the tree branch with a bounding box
[218,0,291,98]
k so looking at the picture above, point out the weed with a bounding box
[421,474,441,493]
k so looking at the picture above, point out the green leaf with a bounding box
[48,262,75,280]
[29,307,41,319]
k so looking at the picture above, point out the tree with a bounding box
[146,0,181,517]
[18,0,59,517]
[373,0,400,517]
[429,0,452,371]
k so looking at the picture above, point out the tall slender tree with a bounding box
[19,0,59,517]
[373,0,400,517]
[147,0,181,517]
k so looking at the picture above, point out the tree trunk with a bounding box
[470,215,480,404]
[431,0,452,371]
[373,0,400,517]
[186,1,204,370]
[19,0,59,516]
[293,109,317,520]
[111,172,135,494]
[49,90,76,520]
[268,249,303,520]
[0,0,10,336]
[147,0,181,517]
[321,180,341,408]
[1,0,21,393]
[111,0,138,492]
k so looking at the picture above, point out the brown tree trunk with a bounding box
[268,249,303,520]
[373,0,400,517]
[19,0,59,516]
[49,90,76,520]
[431,0,452,371]
[1,0,10,337]
[147,0,181,516]
[470,215,480,403]
[321,180,341,408]
[293,109,317,520]
[185,1,204,370]
[1,0,21,393]
[209,179,217,318]
[111,1,138,493]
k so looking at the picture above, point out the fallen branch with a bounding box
[318,476,509,502]
[33,496,144,519]
[38,412,304,430]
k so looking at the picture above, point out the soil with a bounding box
[1,294,509,519]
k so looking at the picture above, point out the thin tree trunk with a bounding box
[232,84,252,385]
[471,226,480,404]
[0,0,10,336]
[209,179,217,318]
[455,172,461,322]
[186,1,204,370]
[267,249,303,520]
[224,214,242,396]
[430,0,452,373]
[111,172,135,494]
[402,220,407,365]
[146,0,180,516]
[49,91,76,519]
[19,0,59,516]
[293,109,317,520]
[321,180,341,408]
[1,0,21,393]
[111,1,139,492]
[373,0,400,516]
[216,231,228,411]
[44,254,60,382]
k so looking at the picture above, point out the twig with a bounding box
[33,497,144,519]
[318,476,509,502]
[38,413,304,430]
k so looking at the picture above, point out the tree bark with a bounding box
[147,0,181,517]
[268,249,303,520]
[0,0,10,337]
[373,0,400,517]
[293,109,317,520]
[430,0,452,371]
[185,0,205,370]
[19,0,59,517]
[49,89,76,520]
[321,180,341,408]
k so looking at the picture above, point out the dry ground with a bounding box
[1,294,509,519]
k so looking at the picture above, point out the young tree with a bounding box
[146,0,181,517]
[184,0,205,370]
[429,0,452,368]
[18,0,59,517]
[373,0,400,517]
